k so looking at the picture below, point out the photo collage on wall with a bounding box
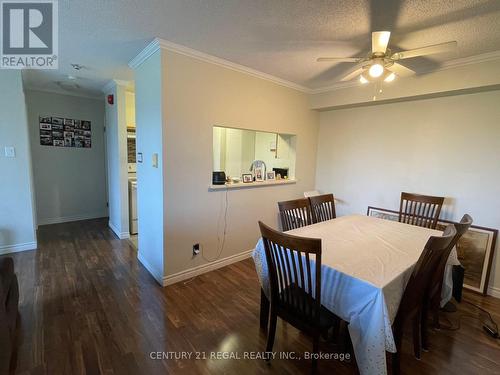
[39,116,92,148]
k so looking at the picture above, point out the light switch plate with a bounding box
[137,152,143,163]
[152,153,158,168]
[4,146,15,158]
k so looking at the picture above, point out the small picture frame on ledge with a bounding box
[266,171,276,180]
[254,167,264,182]
[242,174,253,183]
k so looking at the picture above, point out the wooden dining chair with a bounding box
[309,194,336,223]
[421,214,473,350]
[399,192,445,229]
[278,198,313,231]
[258,221,339,371]
[392,224,456,375]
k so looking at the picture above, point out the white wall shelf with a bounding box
[209,179,296,191]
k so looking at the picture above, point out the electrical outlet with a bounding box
[193,243,200,256]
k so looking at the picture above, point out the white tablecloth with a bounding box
[252,214,459,375]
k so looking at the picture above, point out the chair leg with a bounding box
[412,316,421,360]
[421,301,429,352]
[432,305,440,329]
[260,288,269,331]
[266,309,277,359]
[312,332,319,373]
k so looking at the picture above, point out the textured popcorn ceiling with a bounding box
[23,0,500,96]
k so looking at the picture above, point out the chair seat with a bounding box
[278,284,339,330]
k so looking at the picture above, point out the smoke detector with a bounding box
[71,63,83,71]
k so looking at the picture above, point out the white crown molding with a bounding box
[440,50,500,70]
[129,39,500,96]
[101,79,133,94]
[129,38,310,93]
[310,50,500,94]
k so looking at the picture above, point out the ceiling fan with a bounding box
[317,31,457,84]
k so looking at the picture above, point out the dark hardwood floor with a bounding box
[3,218,500,374]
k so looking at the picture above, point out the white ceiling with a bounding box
[22,0,500,97]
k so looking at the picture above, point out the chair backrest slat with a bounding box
[430,214,473,295]
[309,194,336,224]
[259,221,322,324]
[398,224,456,316]
[278,198,313,231]
[399,192,444,229]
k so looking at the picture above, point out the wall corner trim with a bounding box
[0,241,37,255]
[162,249,254,286]
[101,79,133,94]
[487,286,500,299]
[108,221,130,240]
[137,252,164,285]
[128,37,310,93]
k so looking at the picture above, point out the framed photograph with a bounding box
[52,117,63,125]
[367,206,498,295]
[52,130,63,139]
[38,116,91,148]
[64,136,74,147]
[254,167,264,182]
[75,136,85,148]
[242,174,253,183]
[367,206,399,221]
[40,136,52,146]
[435,221,497,295]
[39,116,52,123]
[266,171,276,180]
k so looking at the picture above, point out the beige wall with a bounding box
[162,49,319,279]
[315,90,500,295]
[0,71,36,253]
[26,90,107,225]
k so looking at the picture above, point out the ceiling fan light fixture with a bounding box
[359,74,368,84]
[384,72,396,82]
[369,63,384,78]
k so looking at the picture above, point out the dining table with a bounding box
[252,214,460,375]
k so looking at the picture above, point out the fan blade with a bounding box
[372,31,391,54]
[317,57,363,63]
[339,63,366,82]
[387,63,416,77]
[391,41,457,60]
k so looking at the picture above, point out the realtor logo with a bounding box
[1,0,58,69]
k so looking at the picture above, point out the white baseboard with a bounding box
[38,212,107,226]
[108,221,130,239]
[487,286,500,299]
[0,241,37,255]
[162,249,254,286]
[137,252,163,285]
